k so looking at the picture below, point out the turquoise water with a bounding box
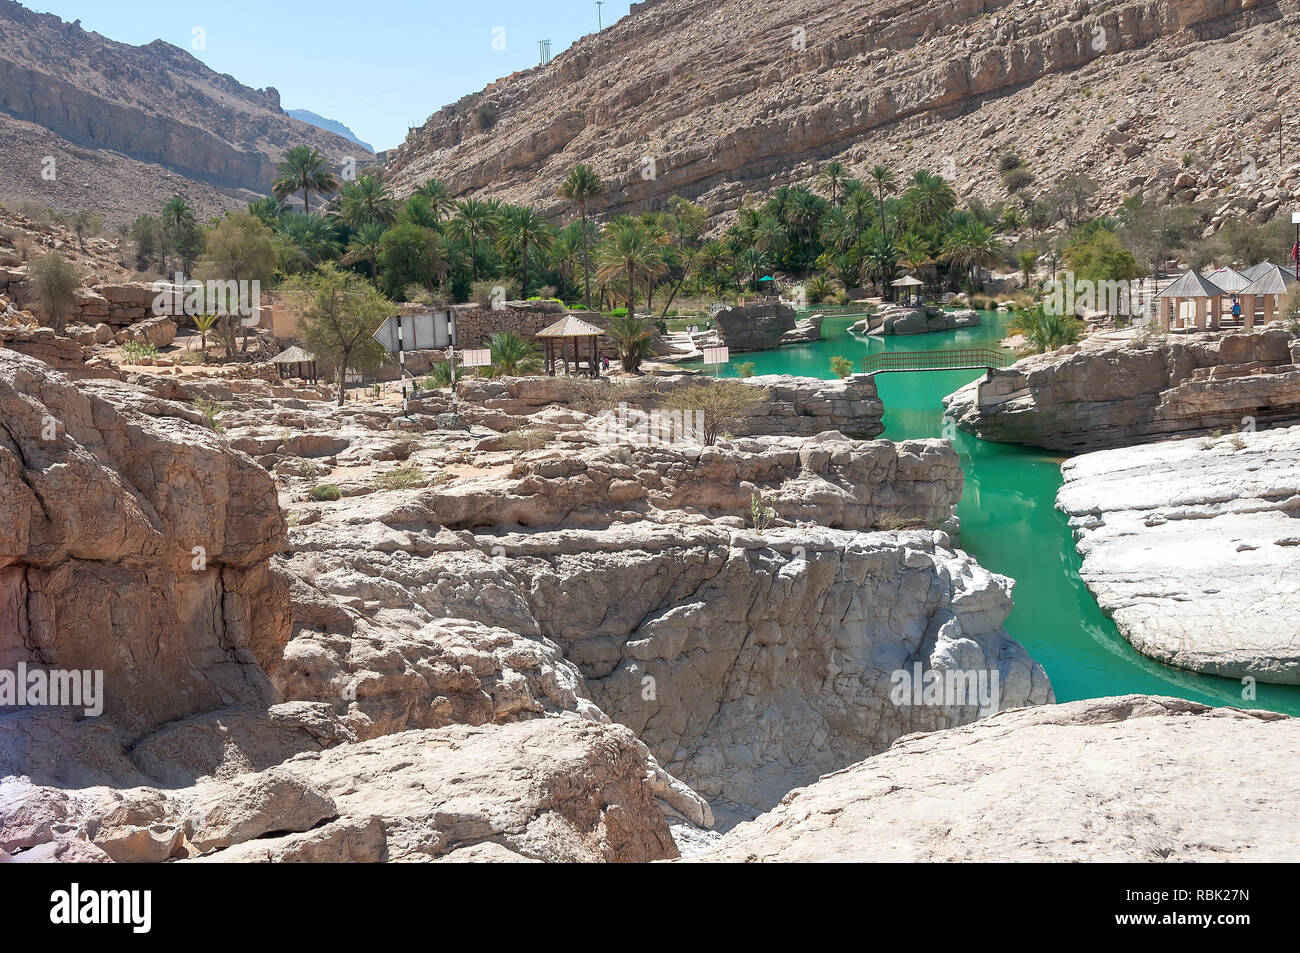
[690,313,1300,715]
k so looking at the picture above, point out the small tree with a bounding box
[605,313,655,374]
[29,252,80,334]
[195,211,277,353]
[193,313,218,358]
[830,356,854,379]
[283,264,393,406]
[486,331,543,377]
[663,378,767,446]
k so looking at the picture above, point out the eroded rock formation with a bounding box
[943,329,1300,452]
[1,357,1053,859]
[696,696,1300,861]
[1057,424,1300,684]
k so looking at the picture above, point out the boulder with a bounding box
[695,696,1300,862]
[713,301,797,351]
[1057,425,1300,684]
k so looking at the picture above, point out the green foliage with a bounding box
[272,145,340,215]
[308,483,342,502]
[281,264,393,405]
[662,378,768,446]
[486,331,543,377]
[1065,227,1141,282]
[373,467,426,491]
[28,251,80,333]
[735,361,756,379]
[194,398,225,433]
[1007,305,1085,354]
[604,313,655,374]
[830,356,854,379]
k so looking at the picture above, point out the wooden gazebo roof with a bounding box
[535,316,607,339]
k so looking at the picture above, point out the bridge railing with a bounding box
[860,348,1015,376]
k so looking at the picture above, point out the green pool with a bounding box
[689,312,1300,715]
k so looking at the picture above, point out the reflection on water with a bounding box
[686,313,1300,715]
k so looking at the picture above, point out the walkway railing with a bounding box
[860,348,1015,376]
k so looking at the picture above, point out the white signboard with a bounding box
[373,311,455,352]
[702,346,730,365]
[461,348,492,368]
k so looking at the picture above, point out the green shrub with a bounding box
[830,356,854,379]
[308,484,341,502]
[373,467,426,491]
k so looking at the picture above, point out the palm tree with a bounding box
[193,312,218,358]
[818,161,847,205]
[869,165,898,241]
[736,247,767,291]
[448,199,499,279]
[597,218,665,322]
[399,194,440,230]
[862,232,897,296]
[501,205,554,295]
[552,221,586,299]
[699,240,731,297]
[272,146,340,215]
[943,221,1004,287]
[1007,305,1084,354]
[896,232,932,274]
[343,222,387,284]
[337,174,398,228]
[902,170,957,234]
[161,196,199,273]
[557,164,605,309]
[486,331,542,376]
[605,313,655,373]
[414,178,455,220]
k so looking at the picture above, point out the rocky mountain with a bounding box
[0,1,374,224]
[383,0,1300,227]
[287,109,375,153]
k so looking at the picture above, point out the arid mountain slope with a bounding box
[385,0,1300,224]
[0,1,373,224]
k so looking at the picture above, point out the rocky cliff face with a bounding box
[384,0,1300,228]
[942,328,1300,452]
[0,1,373,223]
[1057,424,1300,684]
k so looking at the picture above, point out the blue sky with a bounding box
[26,1,631,152]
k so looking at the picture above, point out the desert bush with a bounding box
[373,467,426,491]
[663,378,767,446]
[500,428,556,451]
[308,484,342,502]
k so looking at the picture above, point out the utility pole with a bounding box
[596,1,604,31]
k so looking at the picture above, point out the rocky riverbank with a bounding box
[851,307,982,336]
[1057,424,1300,685]
[0,351,1053,860]
[943,329,1300,452]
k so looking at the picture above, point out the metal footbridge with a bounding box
[860,348,1014,376]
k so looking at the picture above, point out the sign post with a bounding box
[702,345,730,378]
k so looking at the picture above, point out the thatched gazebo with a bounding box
[535,315,607,377]
[271,345,319,382]
[1155,271,1226,332]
